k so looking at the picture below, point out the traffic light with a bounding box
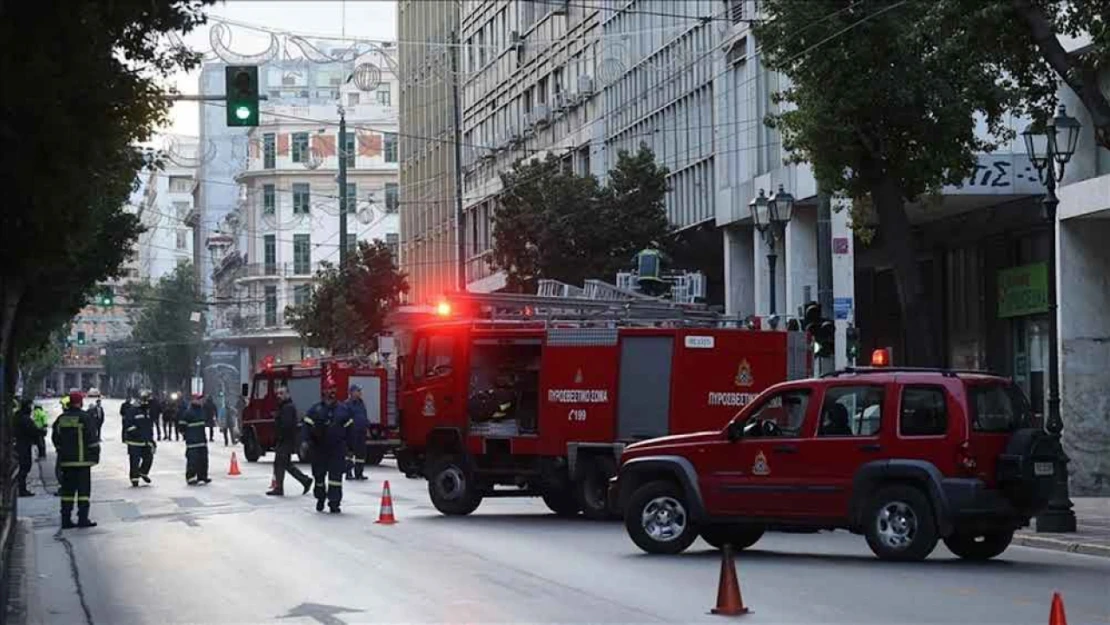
[225,65,259,127]
[802,301,821,334]
[845,325,860,363]
[76,331,86,346]
[99,286,114,307]
[813,320,835,358]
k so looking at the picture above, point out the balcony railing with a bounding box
[238,262,325,279]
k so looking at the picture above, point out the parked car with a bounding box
[609,361,1058,561]
[87,387,101,398]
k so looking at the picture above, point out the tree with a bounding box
[287,241,409,356]
[16,327,68,400]
[489,145,674,292]
[128,264,206,393]
[0,1,213,417]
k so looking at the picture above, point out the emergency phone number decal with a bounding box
[548,389,610,403]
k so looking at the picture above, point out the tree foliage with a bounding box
[755,0,1109,365]
[0,0,213,414]
[489,145,674,293]
[16,328,68,400]
[287,241,409,355]
[127,264,205,392]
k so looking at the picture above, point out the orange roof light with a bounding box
[871,348,891,367]
[435,301,452,317]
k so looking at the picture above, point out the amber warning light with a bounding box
[871,348,891,367]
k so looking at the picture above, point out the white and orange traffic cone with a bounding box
[375,480,397,525]
[228,451,242,476]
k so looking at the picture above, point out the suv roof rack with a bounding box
[822,366,999,378]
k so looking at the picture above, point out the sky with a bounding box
[165,0,398,136]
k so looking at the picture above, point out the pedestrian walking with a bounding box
[89,398,105,441]
[303,385,352,513]
[53,392,100,528]
[179,394,210,485]
[266,386,312,497]
[122,391,156,487]
[32,402,49,460]
[149,393,163,441]
[342,384,370,481]
[217,394,233,446]
[14,399,38,497]
[203,395,217,442]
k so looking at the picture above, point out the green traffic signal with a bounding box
[225,65,259,127]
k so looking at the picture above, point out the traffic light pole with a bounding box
[816,190,835,373]
[338,107,349,268]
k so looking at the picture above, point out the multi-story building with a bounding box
[398,0,461,302]
[137,136,197,282]
[207,85,401,373]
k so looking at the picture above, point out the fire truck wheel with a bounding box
[542,488,581,517]
[428,457,482,516]
[364,448,385,466]
[699,525,765,551]
[625,480,699,555]
[576,456,618,520]
[242,432,262,463]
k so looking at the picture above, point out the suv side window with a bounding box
[899,386,948,436]
[818,385,884,437]
[746,389,810,437]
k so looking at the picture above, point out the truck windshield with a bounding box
[968,383,1033,433]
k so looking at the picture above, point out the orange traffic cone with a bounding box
[228,452,242,476]
[710,545,750,616]
[375,480,397,525]
[1049,592,1067,625]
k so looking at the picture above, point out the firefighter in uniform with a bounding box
[179,393,211,485]
[122,391,156,486]
[343,384,370,481]
[53,392,100,528]
[266,385,312,496]
[303,385,352,513]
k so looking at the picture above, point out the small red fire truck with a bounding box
[392,292,809,519]
[239,358,398,464]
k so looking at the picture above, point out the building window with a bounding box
[344,183,357,213]
[293,284,311,307]
[292,183,311,214]
[384,182,399,213]
[344,233,358,255]
[263,234,277,274]
[264,286,278,326]
[728,0,744,24]
[577,146,591,176]
[176,230,188,249]
[291,132,309,163]
[375,86,391,106]
[347,92,360,107]
[168,176,192,193]
[262,184,276,214]
[386,232,399,259]
[263,133,276,169]
[342,132,355,168]
[173,201,190,219]
[384,133,398,163]
[293,234,311,274]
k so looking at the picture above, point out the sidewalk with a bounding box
[1015,497,1110,557]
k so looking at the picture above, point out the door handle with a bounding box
[772,444,798,454]
[858,443,881,452]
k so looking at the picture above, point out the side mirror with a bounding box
[241,383,249,398]
[726,421,744,442]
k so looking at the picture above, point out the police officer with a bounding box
[266,386,312,496]
[53,392,100,528]
[303,385,352,513]
[179,393,210,485]
[122,391,156,487]
[14,399,38,497]
[343,384,370,481]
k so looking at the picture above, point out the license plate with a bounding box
[1034,462,1055,477]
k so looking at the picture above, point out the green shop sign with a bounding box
[998,263,1048,318]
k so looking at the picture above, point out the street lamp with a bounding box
[1021,103,1080,534]
[749,184,795,315]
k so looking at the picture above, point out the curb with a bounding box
[1014,533,1110,558]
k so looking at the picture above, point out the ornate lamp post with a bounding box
[749,185,795,315]
[1021,104,1081,534]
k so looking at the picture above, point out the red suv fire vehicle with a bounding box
[392,292,809,519]
[239,358,398,464]
[609,359,1058,561]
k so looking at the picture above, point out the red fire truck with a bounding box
[239,358,398,464]
[392,292,810,519]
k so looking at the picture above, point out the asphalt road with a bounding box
[19,398,1110,624]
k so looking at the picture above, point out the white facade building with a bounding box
[138,136,197,282]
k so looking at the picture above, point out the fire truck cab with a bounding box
[239,358,398,464]
[394,292,809,519]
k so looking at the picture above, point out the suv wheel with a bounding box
[427,456,482,516]
[624,481,698,555]
[864,485,938,561]
[700,525,765,551]
[943,530,1013,561]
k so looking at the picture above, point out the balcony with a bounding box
[237,262,326,280]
